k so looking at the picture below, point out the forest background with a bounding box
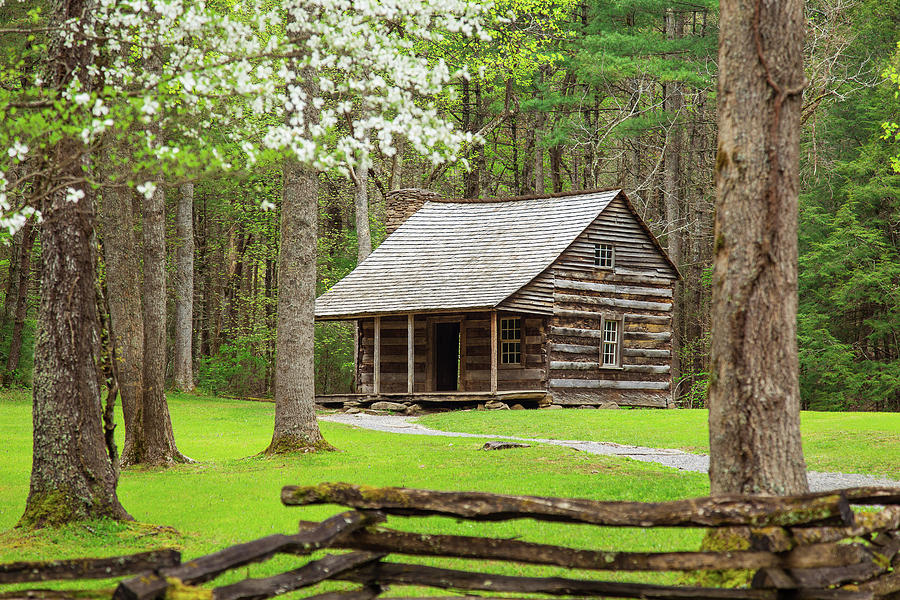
[1,0,899,412]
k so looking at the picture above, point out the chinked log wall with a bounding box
[357,314,547,394]
[547,195,678,407]
[9,483,897,600]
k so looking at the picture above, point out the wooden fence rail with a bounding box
[1,484,898,600]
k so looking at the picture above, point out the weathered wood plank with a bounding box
[624,364,671,374]
[336,561,799,599]
[550,361,595,371]
[282,483,856,528]
[627,331,673,341]
[299,523,868,573]
[553,268,675,286]
[552,390,669,408]
[550,379,669,391]
[212,552,383,600]
[554,293,672,312]
[0,550,181,584]
[555,279,673,298]
[550,343,597,354]
[550,327,603,339]
[624,348,671,358]
[113,511,375,600]
[624,313,672,325]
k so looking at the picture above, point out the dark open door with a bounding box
[434,322,460,391]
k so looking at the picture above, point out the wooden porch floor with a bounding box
[315,390,549,405]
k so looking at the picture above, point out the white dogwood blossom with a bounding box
[0,0,490,233]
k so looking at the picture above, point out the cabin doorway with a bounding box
[433,322,461,391]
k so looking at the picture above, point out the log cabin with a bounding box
[315,188,680,408]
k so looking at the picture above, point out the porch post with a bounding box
[490,310,498,394]
[353,320,359,392]
[407,314,414,394]
[374,315,381,395]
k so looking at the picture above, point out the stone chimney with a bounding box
[384,188,440,235]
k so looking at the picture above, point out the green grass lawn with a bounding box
[416,409,900,479]
[0,390,710,595]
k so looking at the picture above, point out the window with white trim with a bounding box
[594,243,614,268]
[500,317,522,365]
[600,316,623,367]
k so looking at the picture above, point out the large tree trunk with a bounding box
[22,165,130,527]
[708,0,808,496]
[21,0,130,527]
[4,219,36,382]
[266,158,330,454]
[99,184,145,465]
[140,183,187,464]
[174,182,195,392]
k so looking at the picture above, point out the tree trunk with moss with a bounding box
[708,0,808,496]
[4,218,36,382]
[100,183,146,465]
[22,165,130,527]
[266,157,329,454]
[21,0,130,527]
[140,181,188,465]
[173,182,195,392]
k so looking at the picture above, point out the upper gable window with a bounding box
[499,317,522,365]
[594,243,614,268]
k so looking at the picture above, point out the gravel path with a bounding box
[320,412,900,493]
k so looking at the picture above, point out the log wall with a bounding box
[358,316,426,393]
[460,314,547,392]
[546,196,678,407]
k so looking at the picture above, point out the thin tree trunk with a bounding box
[4,219,37,382]
[174,182,195,392]
[534,125,544,194]
[99,184,145,466]
[708,0,808,496]
[352,166,372,263]
[2,226,23,330]
[140,182,186,464]
[266,158,330,453]
[663,10,684,395]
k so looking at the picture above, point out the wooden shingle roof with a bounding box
[315,189,623,320]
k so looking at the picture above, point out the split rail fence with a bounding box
[1,483,899,600]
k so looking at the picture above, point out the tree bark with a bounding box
[663,10,684,396]
[140,182,186,464]
[266,157,330,453]
[99,184,146,465]
[708,0,809,495]
[22,168,130,527]
[174,182,195,392]
[2,226,23,330]
[352,166,372,263]
[4,219,36,382]
[20,0,130,527]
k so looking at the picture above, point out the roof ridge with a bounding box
[428,187,622,204]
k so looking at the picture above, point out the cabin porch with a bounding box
[319,310,549,403]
